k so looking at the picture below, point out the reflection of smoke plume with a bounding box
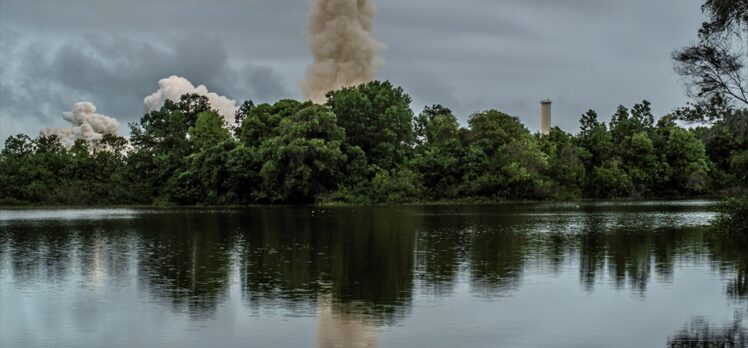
[144,75,239,124]
[316,295,378,348]
[41,102,120,148]
[301,0,385,103]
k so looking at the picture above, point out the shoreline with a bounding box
[0,196,723,210]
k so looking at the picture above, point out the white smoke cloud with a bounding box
[40,102,120,148]
[144,75,239,124]
[300,0,385,103]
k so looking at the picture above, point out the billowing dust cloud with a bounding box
[144,75,239,124]
[41,102,120,148]
[300,0,385,103]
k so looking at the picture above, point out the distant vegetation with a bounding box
[0,82,745,206]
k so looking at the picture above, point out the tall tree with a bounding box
[411,106,464,198]
[461,110,549,199]
[189,111,231,150]
[233,100,255,137]
[414,104,455,146]
[128,94,219,202]
[673,0,748,110]
[674,1,747,191]
[238,99,305,147]
[538,128,586,198]
[327,81,415,173]
[576,110,612,168]
[255,105,348,203]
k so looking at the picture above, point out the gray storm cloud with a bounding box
[144,75,240,124]
[300,0,385,103]
[40,102,120,148]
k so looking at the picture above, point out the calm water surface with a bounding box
[1,202,746,347]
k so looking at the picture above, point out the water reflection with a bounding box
[239,208,415,323]
[708,236,748,302]
[2,205,742,309]
[668,314,747,347]
[1,203,745,347]
[136,213,237,318]
[317,295,379,348]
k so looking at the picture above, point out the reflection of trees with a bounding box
[597,225,701,294]
[583,213,698,294]
[578,215,607,292]
[606,228,654,293]
[240,208,326,311]
[329,208,415,321]
[727,268,748,301]
[415,206,710,297]
[668,314,747,347]
[2,222,77,285]
[415,216,469,296]
[457,207,534,297]
[239,207,417,324]
[1,213,241,319]
[136,212,237,318]
[469,227,527,296]
[544,232,573,275]
[412,207,546,297]
[76,223,133,288]
[3,203,747,325]
[0,220,135,287]
[708,236,748,301]
[651,228,684,283]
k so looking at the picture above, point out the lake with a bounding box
[1,202,746,347]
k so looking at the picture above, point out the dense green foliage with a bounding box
[1,81,746,206]
[713,196,748,239]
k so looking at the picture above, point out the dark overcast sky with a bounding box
[0,0,704,141]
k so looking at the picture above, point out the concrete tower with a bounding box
[540,99,552,135]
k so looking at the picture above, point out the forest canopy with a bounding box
[1,81,746,205]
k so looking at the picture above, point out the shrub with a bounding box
[713,196,748,239]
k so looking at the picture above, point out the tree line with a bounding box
[1,80,745,206]
[3,0,747,207]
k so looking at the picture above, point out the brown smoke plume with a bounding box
[300,0,385,103]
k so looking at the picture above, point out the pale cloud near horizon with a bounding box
[0,0,704,142]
